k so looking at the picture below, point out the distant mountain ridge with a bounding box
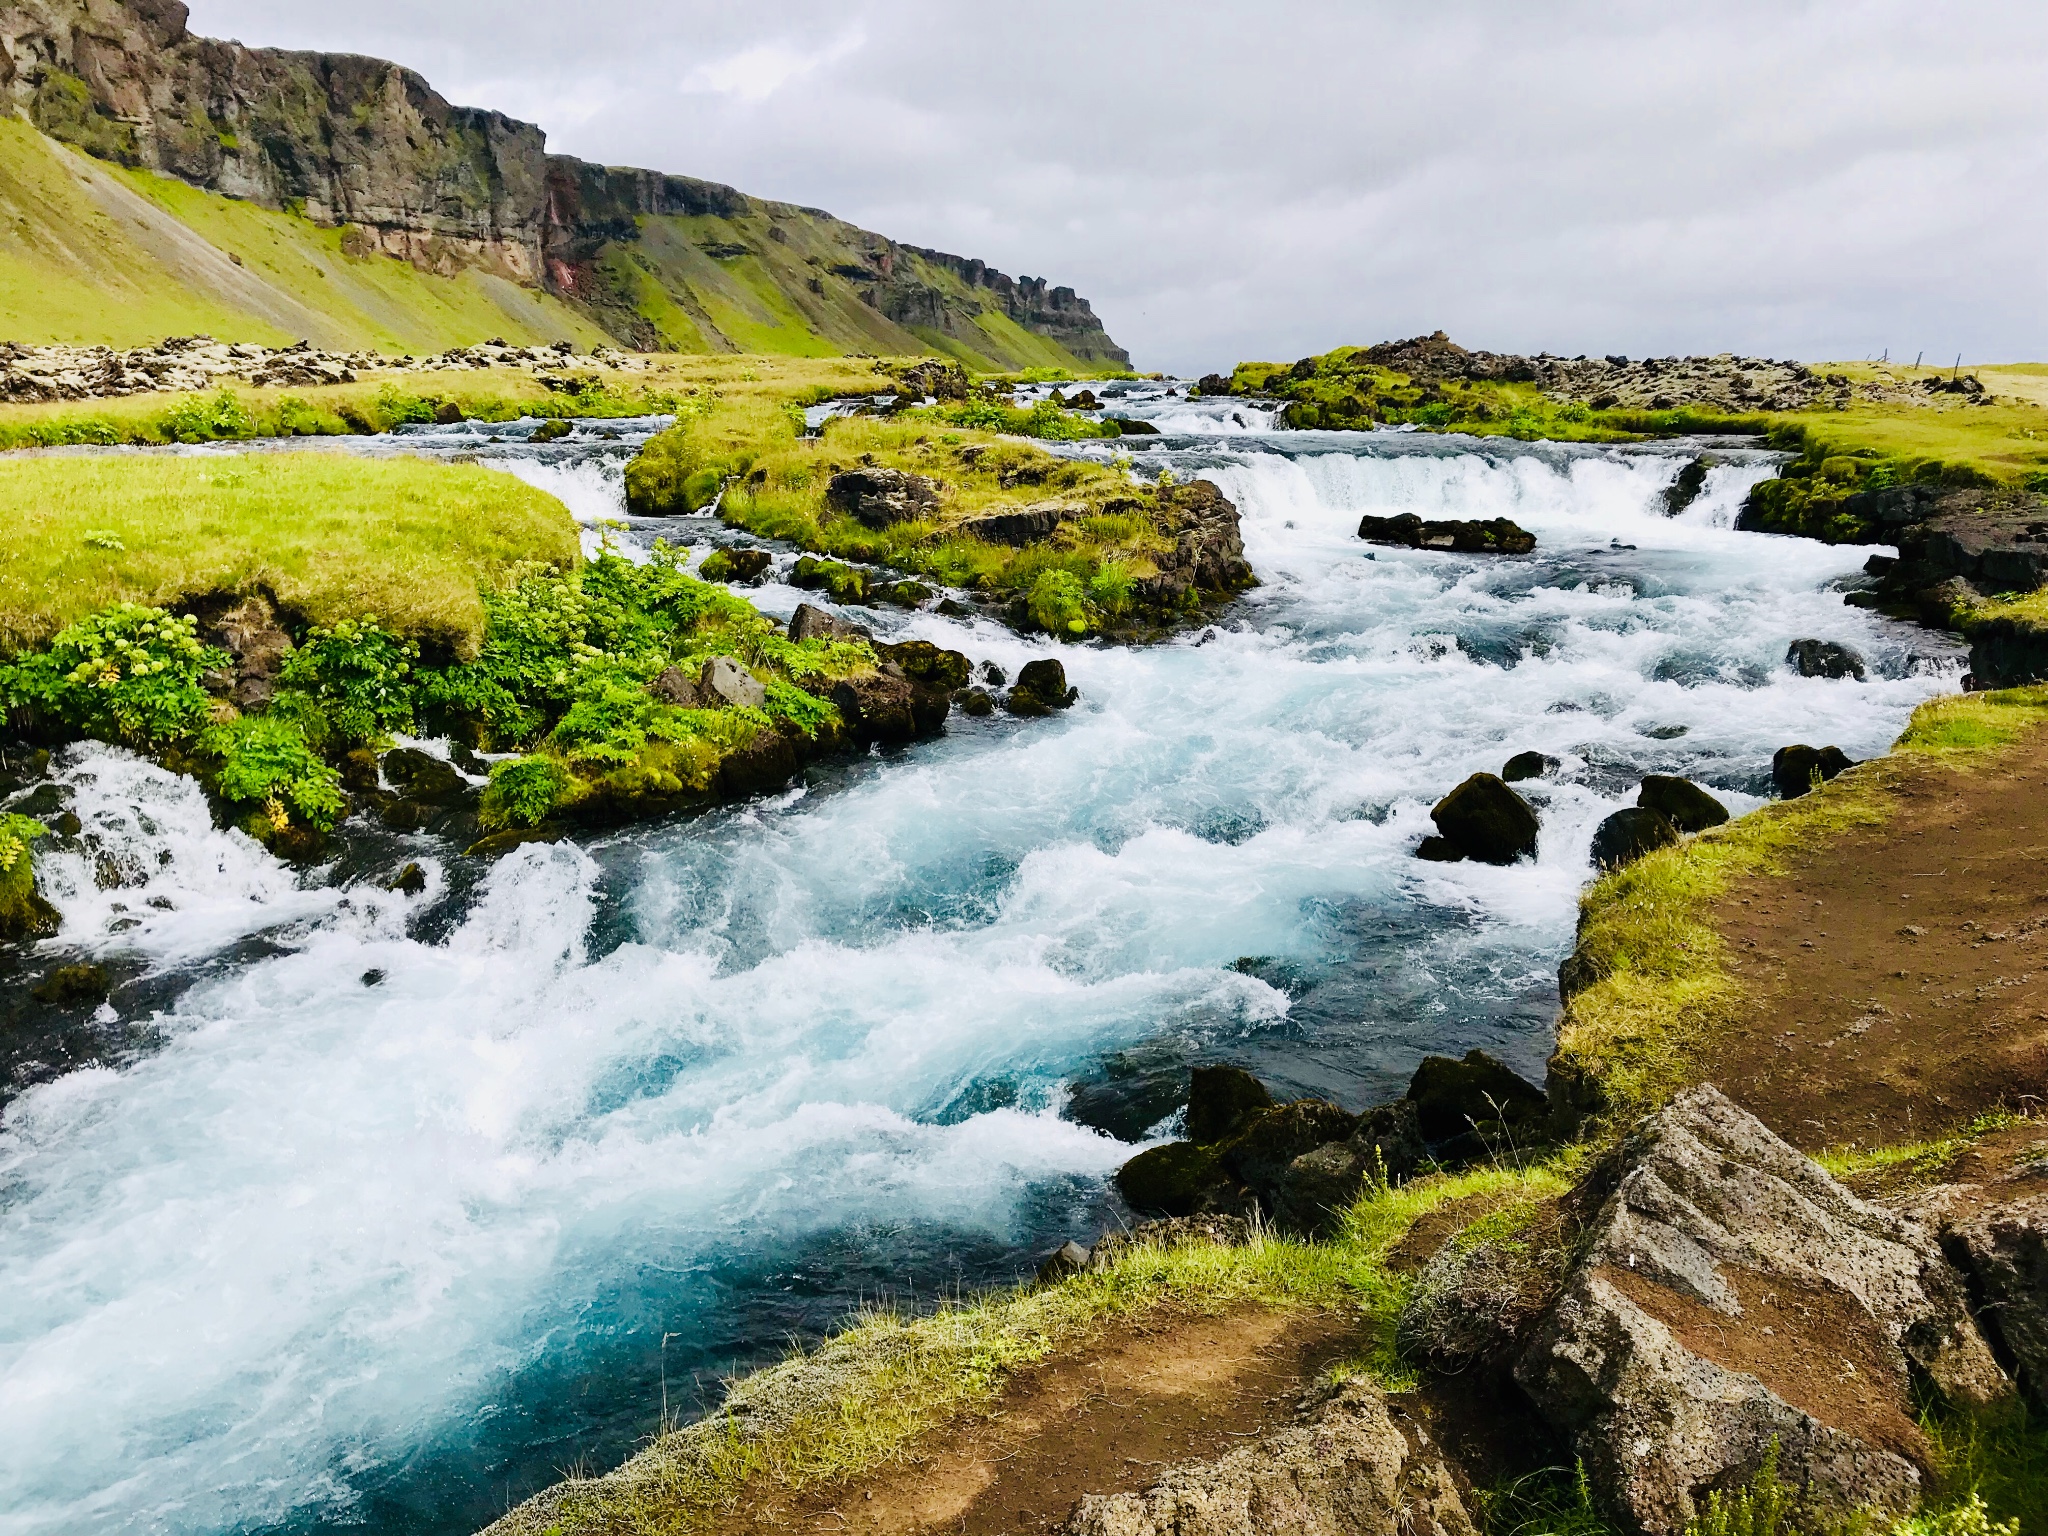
[0,0,1128,367]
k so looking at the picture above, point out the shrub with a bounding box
[481,755,569,829]
[277,615,419,744]
[1087,559,1136,616]
[0,604,224,743]
[1026,569,1090,635]
[202,715,346,830]
[158,388,256,443]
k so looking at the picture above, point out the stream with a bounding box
[0,389,1963,1535]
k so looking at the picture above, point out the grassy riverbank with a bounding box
[0,452,579,656]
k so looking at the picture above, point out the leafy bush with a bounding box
[202,715,346,830]
[374,384,438,427]
[1087,559,1135,615]
[481,755,570,829]
[0,604,224,743]
[158,389,255,443]
[277,615,418,744]
[1026,569,1090,635]
[0,813,47,895]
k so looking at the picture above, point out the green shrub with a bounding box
[0,813,48,911]
[1087,559,1135,616]
[373,384,438,428]
[481,755,570,829]
[276,615,418,744]
[158,389,255,443]
[0,604,225,743]
[1026,569,1090,635]
[202,715,346,830]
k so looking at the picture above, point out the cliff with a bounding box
[0,0,1128,367]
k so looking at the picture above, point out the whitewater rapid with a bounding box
[0,395,1960,1535]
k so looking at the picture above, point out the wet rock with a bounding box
[1036,1240,1091,1284]
[339,748,381,792]
[432,400,465,425]
[1661,455,1712,516]
[1429,773,1538,865]
[1358,513,1536,555]
[786,602,873,644]
[1271,1101,1427,1236]
[381,747,467,804]
[960,688,995,716]
[1787,639,1868,681]
[1115,1141,1230,1218]
[1415,836,1464,862]
[1501,750,1559,782]
[385,862,428,896]
[1772,743,1855,799]
[1007,658,1078,715]
[880,580,934,607]
[698,547,772,584]
[1064,1378,1473,1536]
[824,467,941,529]
[1515,1086,2009,1536]
[699,655,768,710]
[1591,806,1679,870]
[531,417,572,443]
[1108,416,1160,435]
[32,962,109,1006]
[1067,1060,1190,1142]
[790,556,870,604]
[464,827,564,859]
[1939,1192,2048,1405]
[1218,1099,1361,1205]
[1186,1064,1275,1144]
[877,640,972,693]
[1136,479,1255,603]
[718,729,801,798]
[959,501,1080,546]
[830,669,946,743]
[980,661,1007,686]
[1636,775,1729,833]
[1409,1050,1548,1153]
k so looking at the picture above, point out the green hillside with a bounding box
[0,119,605,350]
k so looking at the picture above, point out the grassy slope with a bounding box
[0,452,579,656]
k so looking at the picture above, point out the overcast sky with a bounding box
[186,1,2048,374]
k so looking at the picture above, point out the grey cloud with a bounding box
[185,1,2048,372]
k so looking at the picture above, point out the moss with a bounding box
[0,812,56,938]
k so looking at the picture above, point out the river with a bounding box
[0,390,1961,1534]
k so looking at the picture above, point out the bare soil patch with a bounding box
[1701,745,2048,1151]
[724,1305,1365,1535]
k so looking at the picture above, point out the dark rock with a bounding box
[1636,775,1729,833]
[1136,479,1254,601]
[385,862,427,896]
[1114,1141,1227,1218]
[1661,455,1711,516]
[830,669,946,743]
[1408,1049,1548,1149]
[824,467,941,529]
[1772,743,1854,799]
[1035,1240,1091,1284]
[32,962,109,1006]
[1942,1192,2048,1406]
[1516,1085,2009,1536]
[1066,1378,1474,1536]
[432,401,465,425]
[531,417,572,443]
[786,602,873,644]
[1185,1064,1274,1144]
[1787,639,1868,680]
[1008,658,1077,713]
[1271,1101,1427,1237]
[1107,416,1159,435]
[1066,1061,1191,1142]
[959,501,1079,546]
[1415,836,1464,863]
[1358,513,1536,555]
[464,827,564,859]
[718,729,801,798]
[698,547,773,584]
[1218,1099,1360,1204]
[960,688,994,717]
[935,597,972,618]
[1430,773,1539,865]
[648,665,706,707]
[381,748,467,804]
[981,661,1007,686]
[878,640,971,692]
[340,748,380,792]
[880,580,934,608]
[1591,806,1679,870]
[1194,373,1234,397]
[1501,750,1558,782]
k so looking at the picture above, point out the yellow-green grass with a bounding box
[1556,685,2048,1131]
[0,452,578,656]
[0,118,600,351]
[484,1158,1571,1536]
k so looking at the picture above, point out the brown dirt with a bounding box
[1701,743,2048,1151]
[724,1304,1366,1534]
[1600,1262,1929,1466]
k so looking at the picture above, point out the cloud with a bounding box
[183,1,2048,373]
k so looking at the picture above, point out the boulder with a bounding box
[961,689,995,717]
[1408,1050,1548,1149]
[1271,1101,1427,1237]
[1108,416,1160,435]
[1185,1064,1274,1144]
[1358,513,1536,555]
[877,639,972,693]
[1008,657,1078,715]
[1429,773,1539,865]
[829,671,922,743]
[1036,1240,1091,1284]
[1787,639,1868,681]
[698,547,772,584]
[790,556,869,603]
[648,665,705,706]
[530,417,571,443]
[1515,1085,2009,1536]
[718,728,801,798]
[823,467,941,529]
[1940,1192,2048,1405]
[1502,750,1559,783]
[1064,1378,1473,1536]
[1415,836,1464,862]
[786,602,872,644]
[1636,775,1729,833]
[381,747,467,804]
[880,580,934,608]
[699,655,768,710]
[1114,1141,1233,1218]
[960,502,1079,546]
[1591,807,1679,870]
[386,862,427,896]
[1662,456,1711,517]
[1772,744,1854,799]
[31,962,109,1007]
[1218,1099,1360,1204]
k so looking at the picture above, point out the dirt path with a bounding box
[726,1305,1364,1535]
[1702,738,2048,1151]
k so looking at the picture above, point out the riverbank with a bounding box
[481,684,2048,1536]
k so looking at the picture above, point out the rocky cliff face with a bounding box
[0,0,1128,364]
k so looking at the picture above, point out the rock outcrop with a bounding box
[1772,744,1854,799]
[1063,1379,1473,1536]
[1516,1086,2009,1536]
[1358,513,1536,555]
[824,468,941,529]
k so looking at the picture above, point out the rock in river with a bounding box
[1501,750,1559,782]
[1427,773,1538,864]
[1591,806,1679,870]
[1358,513,1536,554]
[1787,639,1868,680]
[1636,774,1729,833]
[1772,743,1854,799]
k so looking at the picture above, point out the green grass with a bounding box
[484,1159,1568,1536]
[0,452,579,656]
[1556,686,2048,1132]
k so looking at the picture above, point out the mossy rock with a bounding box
[1430,773,1538,864]
[1185,1064,1274,1144]
[1217,1099,1360,1201]
[32,962,109,1006]
[0,814,58,940]
[878,640,971,692]
[1591,806,1679,871]
[1636,774,1729,833]
[1408,1049,1547,1149]
[1115,1141,1226,1217]
[791,556,869,604]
